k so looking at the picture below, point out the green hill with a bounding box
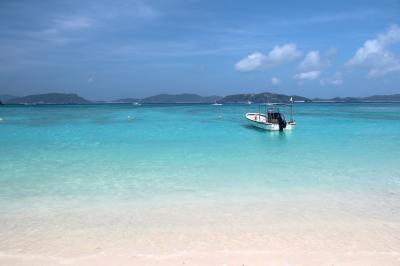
[6,93,91,104]
[219,92,311,103]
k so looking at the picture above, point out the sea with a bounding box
[0,103,399,265]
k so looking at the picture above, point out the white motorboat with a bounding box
[212,103,222,106]
[245,103,296,131]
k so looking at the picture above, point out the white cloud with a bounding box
[294,70,320,80]
[298,51,323,71]
[346,24,400,77]
[368,65,400,77]
[267,43,302,64]
[271,77,280,85]
[234,52,267,72]
[295,49,335,81]
[320,72,343,85]
[235,43,302,72]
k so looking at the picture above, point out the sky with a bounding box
[0,0,400,100]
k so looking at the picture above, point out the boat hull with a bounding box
[245,113,295,131]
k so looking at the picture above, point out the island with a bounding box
[5,93,91,104]
[218,92,311,103]
[313,94,400,102]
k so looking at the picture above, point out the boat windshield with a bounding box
[267,112,285,123]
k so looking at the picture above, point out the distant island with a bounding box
[1,92,400,105]
[218,92,310,103]
[4,93,90,104]
[312,94,400,102]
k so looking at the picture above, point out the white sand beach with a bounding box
[1,191,399,266]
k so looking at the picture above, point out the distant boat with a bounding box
[247,100,252,105]
[212,103,222,106]
[245,103,296,131]
[132,102,142,106]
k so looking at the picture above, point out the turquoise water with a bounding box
[0,103,399,203]
[1,103,400,264]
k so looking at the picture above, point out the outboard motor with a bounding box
[278,115,287,131]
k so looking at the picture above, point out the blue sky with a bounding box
[0,0,399,100]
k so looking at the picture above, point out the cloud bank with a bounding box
[347,24,400,77]
[234,24,400,86]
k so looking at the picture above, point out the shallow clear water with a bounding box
[1,103,399,200]
[0,103,399,264]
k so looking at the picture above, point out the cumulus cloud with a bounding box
[346,24,400,77]
[268,43,302,63]
[294,49,335,81]
[294,70,321,80]
[320,72,343,85]
[271,77,280,85]
[235,52,266,72]
[298,51,324,71]
[294,48,336,80]
[235,43,302,72]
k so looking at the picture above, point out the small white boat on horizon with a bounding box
[212,103,222,106]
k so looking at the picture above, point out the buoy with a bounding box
[0,118,3,122]
[127,116,133,120]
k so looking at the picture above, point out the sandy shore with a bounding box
[1,194,399,266]
[1,250,399,266]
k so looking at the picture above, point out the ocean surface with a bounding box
[0,103,399,265]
